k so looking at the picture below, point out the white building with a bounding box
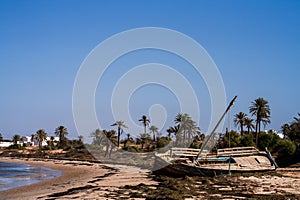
[21,136,60,146]
[0,140,14,148]
[0,136,60,148]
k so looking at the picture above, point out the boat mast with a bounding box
[195,96,238,161]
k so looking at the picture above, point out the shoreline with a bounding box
[0,156,299,199]
[0,157,158,199]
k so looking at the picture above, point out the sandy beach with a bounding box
[1,157,300,199]
[0,157,157,200]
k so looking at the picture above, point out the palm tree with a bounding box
[149,125,159,141]
[174,113,187,144]
[166,128,172,139]
[244,117,255,135]
[48,136,56,149]
[111,121,128,147]
[249,97,271,146]
[167,125,180,141]
[78,135,83,142]
[174,113,198,145]
[138,133,151,150]
[139,115,150,135]
[290,113,300,144]
[186,123,200,143]
[292,113,300,131]
[281,123,290,139]
[36,129,47,149]
[294,112,300,122]
[234,112,247,135]
[12,134,20,145]
[55,126,68,148]
[124,133,132,148]
[30,134,36,146]
[103,130,117,157]
[90,128,104,146]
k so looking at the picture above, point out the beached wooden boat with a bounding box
[153,96,277,176]
[154,146,278,176]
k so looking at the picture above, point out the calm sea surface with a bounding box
[0,161,62,192]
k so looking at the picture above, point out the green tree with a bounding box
[149,125,159,141]
[30,134,36,146]
[166,125,180,144]
[36,129,47,150]
[156,136,171,148]
[289,113,300,146]
[138,133,151,150]
[174,113,187,144]
[12,134,20,145]
[90,129,104,146]
[174,113,198,145]
[103,130,117,157]
[78,135,83,143]
[47,136,56,149]
[249,97,271,146]
[240,133,255,147]
[275,139,296,156]
[111,121,128,147]
[281,123,291,139]
[234,112,247,135]
[257,131,280,151]
[139,115,150,135]
[221,131,241,148]
[123,133,132,148]
[0,133,3,141]
[55,126,68,148]
[244,117,255,135]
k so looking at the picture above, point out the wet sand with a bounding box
[0,157,157,199]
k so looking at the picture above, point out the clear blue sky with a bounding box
[0,0,299,139]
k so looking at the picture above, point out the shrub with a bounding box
[7,144,24,150]
[122,145,141,153]
[274,139,296,156]
[257,132,281,152]
[156,137,171,148]
[240,134,255,147]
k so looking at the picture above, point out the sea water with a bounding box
[0,161,62,192]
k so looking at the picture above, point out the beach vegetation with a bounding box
[156,136,171,148]
[36,129,47,150]
[122,133,135,148]
[249,97,271,146]
[234,112,247,135]
[166,125,179,140]
[55,125,69,148]
[122,145,141,153]
[12,134,20,145]
[138,115,150,135]
[174,113,200,147]
[137,133,151,151]
[111,120,127,147]
[244,117,255,135]
[149,125,159,142]
[274,139,296,156]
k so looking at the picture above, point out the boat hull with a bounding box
[154,158,275,177]
[153,149,276,177]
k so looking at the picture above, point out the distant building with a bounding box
[0,136,59,148]
[264,129,278,135]
[263,129,284,138]
[20,136,60,147]
[0,140,14,148]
